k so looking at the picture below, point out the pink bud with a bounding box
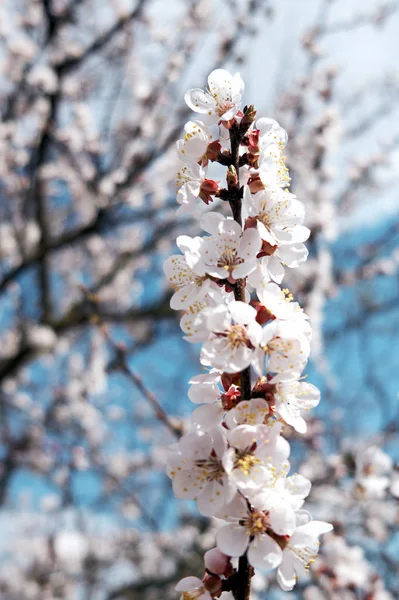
[204,547,230,575]
[203,573,222,596]
[221,385,241,411]
[199,179,219,205]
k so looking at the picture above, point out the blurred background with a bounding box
[0,0,398,598]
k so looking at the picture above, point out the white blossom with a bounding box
[253,319,312,377]
[200,301,263,373]
[188,371,225,430]
[167,428,236,516]
[355,446,393,499]
[163,249,218,310]
[176,120,212,166]
[255,281,308,322]
[222,424,290,495]
[256,117,290,188]
[271,373,321,433]
[224,398,269,429]
[277,519,333,591]
[185,69,244,124]
[180,289,228,344]
[198,212,262,280]
[176,162,206,214]
[216,494,287,570]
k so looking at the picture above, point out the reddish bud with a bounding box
[240,105,257,130]
[250,300,274,325]
[206,140,222,162]
[221,385,241,410]
[203,573,222,597]
[199,179,219,205]
[244,128,260,154]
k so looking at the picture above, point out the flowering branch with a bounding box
[164,68,332,600]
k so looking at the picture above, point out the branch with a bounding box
[55,0,148,75]
[103,327,182,439]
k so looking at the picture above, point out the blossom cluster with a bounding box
[164,69,332,599]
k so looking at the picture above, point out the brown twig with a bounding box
[226,121,252,600]
[101,326,182,439]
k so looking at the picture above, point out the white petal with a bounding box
[238,227,262,259]
[268,501,296,536]
[228,424,259,451]
[197,481,226,516]
[207,304,231,332]
[185,88,217,114]
[233,259,258,279]
[170,285,198,310]
[211,426,228,458]
[232,72,245,97]
[247,535,283,570]
[296,520,333,538]
[216,493,248,520]
[277,244,308,268]
[179,430,211,460]
[192,404,223,430]
[172,471,198,499]
[286,474,312,500]
[216,524,249,557]
[200,211,225,235]
[227,345,253,373]
[268,255,285,283]
[277,555,296,591]
[229,301,257,325]
[208,69,233,98]
[257,220,277,245]
[251,347,265,377]
[188,382,220,405]
[189,371,221,385]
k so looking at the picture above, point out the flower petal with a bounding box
[216,524,249,557]
[197,481,226,516]
[191,404,223,430]
[276,554,296,591]
[185,88,217,114]
[247,535,283,570]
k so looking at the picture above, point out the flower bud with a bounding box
[204,547,231,576]
[199,179,219,205]
[203,573,222,597]
[221,385,241,411]
[206,140,222,162]
[226,165,238,189]
[240,104,257,130]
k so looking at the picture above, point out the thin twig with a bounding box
[102,326,181,439]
